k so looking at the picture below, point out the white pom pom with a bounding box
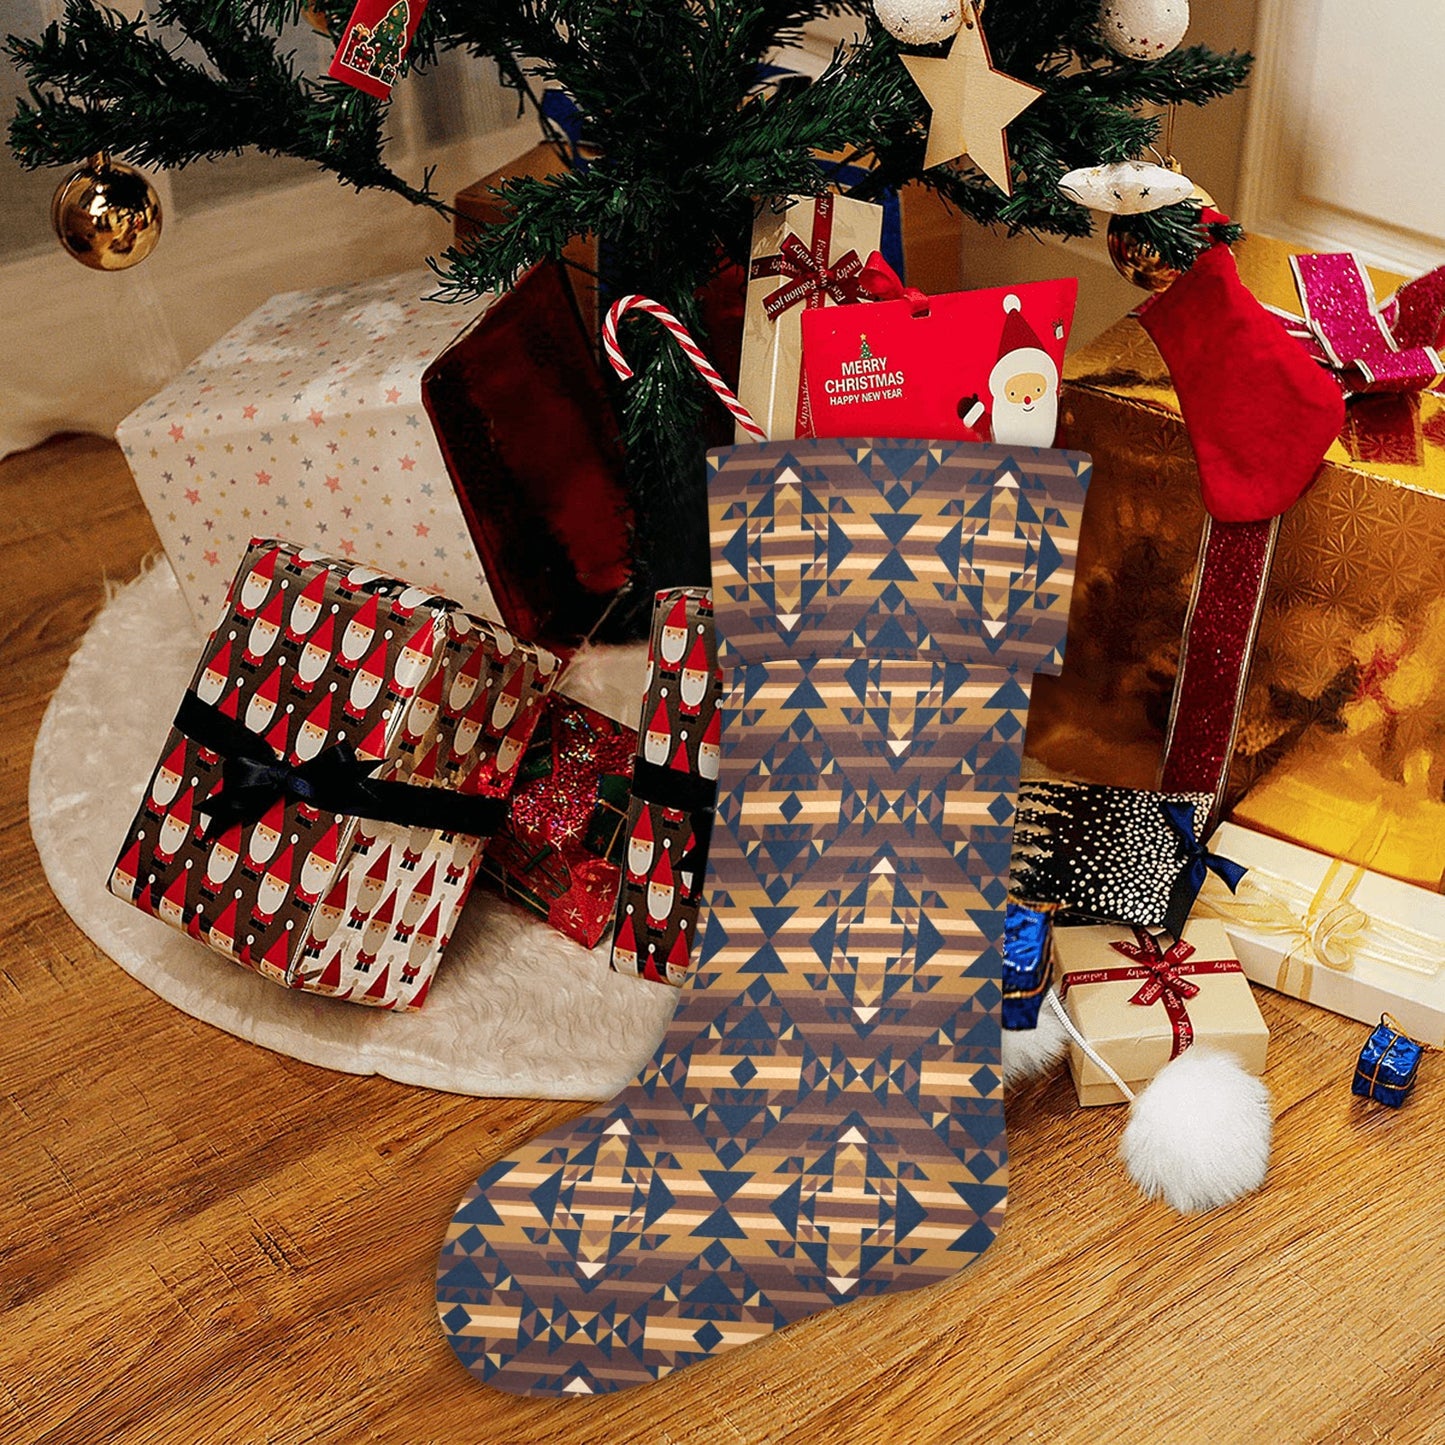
[872,0,963,46]
[1000,998,1070,1086]
[1121,1050,1272,1213]
[1002,292,1022,314]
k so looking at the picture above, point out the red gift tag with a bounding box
[328,0,429,99]
[801,276,1078,447]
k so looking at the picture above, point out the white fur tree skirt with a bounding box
[28,562,678,1099]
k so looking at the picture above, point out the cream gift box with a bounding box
[737,192,883,442]
[1194,822,1445,1045]
[1053,919,1270,1106]
[117,270,499,631]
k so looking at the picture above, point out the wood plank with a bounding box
[2,435,1442,1445]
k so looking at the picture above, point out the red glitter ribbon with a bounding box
[1270,252,1445,396]
[1059,928,1243,1059]
[750,194,865,436]
[1159,516,1278,808]
[509,701,635,853]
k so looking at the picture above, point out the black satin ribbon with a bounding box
[174,691,506,841]
[630,758,716,879]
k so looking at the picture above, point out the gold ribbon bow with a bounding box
[1195,857,1439,999]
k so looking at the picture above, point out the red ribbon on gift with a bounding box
[856,250,930,316]
[1059,928,1244,1060]
[1270,252,1445,396]
[750,194,868,436]
[751,194,865,323]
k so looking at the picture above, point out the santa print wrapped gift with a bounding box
[737,192,883,442]
[1053,920,1269,1106]
[109,538,558,1010]
[476,695,636,949]
[609,588,721,985]
[1195,822,1445,1046]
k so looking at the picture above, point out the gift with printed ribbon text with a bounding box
[609,587,720,984]
[1194,822,1445,1046]
[1028,233,1445,890]
[108,538,559,1010]
[476,694,636,949]
[1053,919,1269,1106]
[737,192,883,441]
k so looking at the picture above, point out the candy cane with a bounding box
[603,294,768,443]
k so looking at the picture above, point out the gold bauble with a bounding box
[50,154,163,271]
[300,4,333,34]
[1107,177,1217,292]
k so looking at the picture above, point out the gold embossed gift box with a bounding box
[1030,233,1445,890]
[1053,919,1270,1107]
[1194,822,1445,1046]
[108,539,558,1009]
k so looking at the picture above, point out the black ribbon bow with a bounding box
[629,757,717,879]
[175,691,506,841]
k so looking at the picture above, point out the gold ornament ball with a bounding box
[1107,179,1217,292]
[50,155,163,271]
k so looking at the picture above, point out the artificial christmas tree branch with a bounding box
[7,0,1251,597]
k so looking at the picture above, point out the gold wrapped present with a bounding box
[1028,233,1445,890]
[1053,919,1270,1107]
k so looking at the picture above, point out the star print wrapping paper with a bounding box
[1027,233,1445,893]
[117,270,498,633]
[108,538,559,1010]
[116,263,628,649]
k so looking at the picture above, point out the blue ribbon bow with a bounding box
[1164,798,1248,900]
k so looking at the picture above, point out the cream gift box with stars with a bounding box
[116,270,499,632]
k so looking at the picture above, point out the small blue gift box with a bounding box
[1002,901,1056,1031]
[1352,1016,1424,1108]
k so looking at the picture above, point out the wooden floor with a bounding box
[3,434,1443,1445]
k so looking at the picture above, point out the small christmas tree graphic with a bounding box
[344,1,409,83]
[858,335,873,363]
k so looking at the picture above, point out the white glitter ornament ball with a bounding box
[1099,0,1189,59]
[874,0,964,47]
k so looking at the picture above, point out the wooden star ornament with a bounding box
[902,4,1044,195]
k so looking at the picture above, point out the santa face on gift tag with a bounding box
[988,294,1060,448]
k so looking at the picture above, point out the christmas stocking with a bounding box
[1137,242,1344,523]
[436,439,1090,1394]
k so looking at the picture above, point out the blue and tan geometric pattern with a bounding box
[437,439,1090,1394]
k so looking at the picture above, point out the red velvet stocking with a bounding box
[1138,244,1344,523]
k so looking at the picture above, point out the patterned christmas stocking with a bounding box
[437,439,1090,1394]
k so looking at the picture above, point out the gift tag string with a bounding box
[603,295,768,442]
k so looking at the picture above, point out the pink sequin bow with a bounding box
[1273,252,1445,396]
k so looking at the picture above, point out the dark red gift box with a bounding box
[422,261,633,652]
